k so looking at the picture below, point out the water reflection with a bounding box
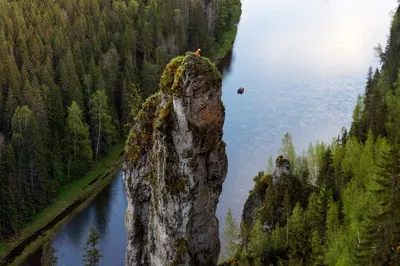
[218,49,235,76]
[24,173,127,266]
[93,183,112,237]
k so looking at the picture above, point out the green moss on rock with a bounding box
[155,99,173,129]
[170,238,189,265]
[166,174,188,195]
[161,56,185,95]
[182,148,193,158]
[160,53,221,97]
[126,92,161,167]
[149,172,157,186]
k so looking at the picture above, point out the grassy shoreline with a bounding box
[213,5,242,60]
[0,142,124,265]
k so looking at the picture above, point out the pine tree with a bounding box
[287,203,308,264]
[279,132,296,171]
[0,133,11,236]
[139,57,160,98]
[222,208,240,259]
[5,144,22,231]
[247,219,268,263]
[41,241,58,266]
[89,90,117,159]
[101,43,120,106]
[66,101,92,179]
[317,148,335,190]
[82,227,102,266]
[11,106,48,210]
[367,148,400,265]
[350,95,366,141]
[283,190,290,244]
[310,230,324,265]
[304,192,323,238]
[266,155,274,175]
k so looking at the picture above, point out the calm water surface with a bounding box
[217,0,397,224]
[24,0,398,264]
[25,173,127,266]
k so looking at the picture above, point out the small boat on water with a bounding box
[237,87,244,94]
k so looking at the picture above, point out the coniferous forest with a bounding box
[0,0,240,239]
[222,5,400,266]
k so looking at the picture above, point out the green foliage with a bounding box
[125,93,160,167]
[223,209,240,258]
[128,85,143,125]
[160,56,185,95]
[66,101,92,179]
[287,203,307,264]
[350,95,366,140]
[11,106,48,214]
[266,156,274,175]
[366,147,400,265]
[165,174,188,195]
[0,0,241,240]
[279,132,296,171]
[82,227,102,266]
[214,0,242,58]
[170,238,189,265]
[89,90,117,159]
[247,219,268,261]
[41,241,57,266]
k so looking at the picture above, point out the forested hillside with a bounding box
[222,4,400,266]
[0,0,240,239]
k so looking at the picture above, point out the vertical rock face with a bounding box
[241,156,294,229]
[123,53,227,266]
[272,155,292,185]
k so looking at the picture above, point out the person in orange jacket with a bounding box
[195,48,201,56]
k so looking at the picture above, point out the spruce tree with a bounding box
[222,208,240,258]
[367,148,400,265]
[279,132,296,171]
[11,106,48,210]
[247,219,268,263]
[82,227,103,266]
[287,203,307,264]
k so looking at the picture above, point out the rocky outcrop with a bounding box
[123,53,227,266]
[241,189,264,227]
[272,155,292,185]
[241,156,296,231]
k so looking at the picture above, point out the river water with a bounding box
[24,0,397,264]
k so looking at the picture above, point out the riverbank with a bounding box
[0,143,124,266]
[212,4,242,60]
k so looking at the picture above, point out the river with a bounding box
[24,0,397,264]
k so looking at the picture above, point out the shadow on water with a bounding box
[218,49,235,76]
[93,182,112,237]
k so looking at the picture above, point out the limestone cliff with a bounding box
[241,156,291,223]
[272,155,292,185]
[123,53,227,266]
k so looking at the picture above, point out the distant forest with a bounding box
[0,0,240,238]
[222,4,400,266]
